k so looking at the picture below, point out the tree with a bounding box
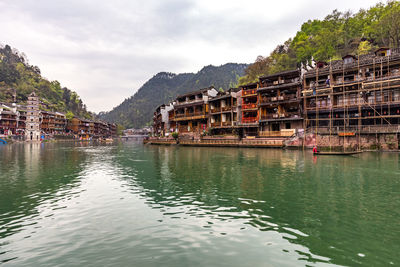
[65,111,74,120]
[239,1,400,85]
[116,124,125,136]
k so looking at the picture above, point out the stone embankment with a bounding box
[145,131,400,151]
[145,136,286,148]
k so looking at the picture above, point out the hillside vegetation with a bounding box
[239,1,400,84]
[99,63,248,128]
[0,44,91,118]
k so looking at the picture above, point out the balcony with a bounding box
[187,111,204,117]
[0,122,17,127]
[0,115,17,121]
[175,99,204,106]
[242,103,258,110]
[260,112,300,120]
[242,89,257,97]
[221,106,232,112]
[210,107,221,113]
[304,72,400,91]
[174,111,205,121]
[259,95,298,105]
[306,95,400,110]
[242,117,258,123]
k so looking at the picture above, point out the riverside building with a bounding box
[237,83,259,137]
[208,88,240,135]
[302,48,400,133]
[0,91,117,141]
[25,92,41,141]
[149,47,400,150]
[173,87,218,138]
[258,69,303,137]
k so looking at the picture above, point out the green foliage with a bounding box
[0,44,91,118]
[171,132,179,139]
[65,111,74,120]
[116,124,125,136]
[100,63,248,128]
[357,40,376,55]
[240,1,400,83]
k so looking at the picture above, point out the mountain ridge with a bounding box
[99,63,248,128]
[0,44,92,119]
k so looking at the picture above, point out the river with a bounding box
[0,142,399,266]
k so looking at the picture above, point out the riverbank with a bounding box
[145,131,400,151]
[0,136,118,145]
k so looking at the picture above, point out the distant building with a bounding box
[238,83,259,136]
[208,88,240,135]
[258,69,303,137]
[302,47,400,131]
[173,87,218,137]
[0,104,17,136]
[25,92,41,141]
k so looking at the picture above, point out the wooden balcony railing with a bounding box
[0,115,17,120]
[259,95,297,104]
[175,99,203,105]
[192,111,204,116]
[0,122,17,126]
[175,111,205,119]
[242,117,258,123]
[210,107,221,113]
[242,89,257,96]
[260,112,300,120]
[304,72,400,90]
[242,103,258,110]
[306,96,400,110]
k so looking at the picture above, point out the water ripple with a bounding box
[0,144,399,266]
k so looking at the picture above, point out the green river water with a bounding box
[0,142,399,266]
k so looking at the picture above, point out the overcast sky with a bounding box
[0,0,382,112]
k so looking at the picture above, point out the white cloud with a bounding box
[0,0,382,112]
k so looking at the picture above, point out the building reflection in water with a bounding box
[0,143,89,241]
[113,145,400,266]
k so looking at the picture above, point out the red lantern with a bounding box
[397,110,399,114]
[368,112,371,116]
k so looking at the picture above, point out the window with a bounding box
[344,57,353,64]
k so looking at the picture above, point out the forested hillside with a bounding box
[99,63,247,128]
[0,44,91,118]
[239,1,400,84]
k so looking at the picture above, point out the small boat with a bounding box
[313,151,363,155]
